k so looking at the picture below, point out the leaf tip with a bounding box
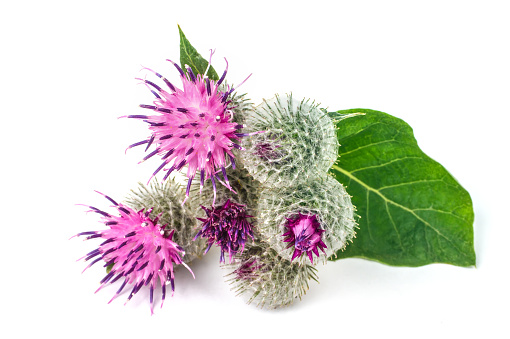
[178,25,186,41]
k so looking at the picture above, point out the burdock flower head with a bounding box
[282,213,327,263]
[257,176,357,265]
[194,199,255,263]
[74,192,193,314]
[124,54,261,204]
[241,93,338,188]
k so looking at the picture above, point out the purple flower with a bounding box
[282,213,327,263]
[73,191,194,314]
[194,199,254,263]
[124,56,261,204]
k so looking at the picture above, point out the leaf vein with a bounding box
[350,156,423,174]
[385,199,404,251]
[412,208,468,221]
[340,139,399,156]
[378,179,446,191]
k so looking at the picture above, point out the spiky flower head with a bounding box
[194,199,255,263]
[257,175,357,265]
[283,213,327,263]
[124,56,260,203]
[74,192,193,315]
[226,241,318,309]
[125,179,207,264]
[240,93,338,188]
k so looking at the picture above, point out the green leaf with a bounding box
[178,25,219,80]
[328,109,475,267]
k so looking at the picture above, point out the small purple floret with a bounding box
[282,213,327,263]
[194,199,254,263]
[255,143,283,161]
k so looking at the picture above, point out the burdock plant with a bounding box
[73,26,476,313]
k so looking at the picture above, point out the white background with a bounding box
[1,1,509,338]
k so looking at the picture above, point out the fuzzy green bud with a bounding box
[240,94,338,188]
[226,241,318,309]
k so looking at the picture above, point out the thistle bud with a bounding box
[241,94,338,187]
[226,241,318,309]
[257,176,357,265]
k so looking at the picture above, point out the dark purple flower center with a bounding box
[255,143,282,161]
[254,133,285,161]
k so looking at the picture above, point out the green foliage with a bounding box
[328,109,475,267]
[178,25,219,80]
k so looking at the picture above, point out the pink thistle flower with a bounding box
[124,55,260,204]
[73,191,194,315]
[194,199,255,263]
[282,213,327,263]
